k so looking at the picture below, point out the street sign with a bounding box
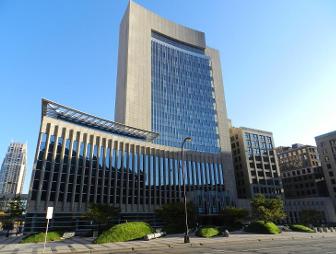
[46,207,53,219]
[44,207,54,252]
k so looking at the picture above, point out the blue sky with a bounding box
[0,0,335,193]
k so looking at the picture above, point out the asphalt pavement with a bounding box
[0,231,336,254]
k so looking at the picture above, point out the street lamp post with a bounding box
[181,136,192,244]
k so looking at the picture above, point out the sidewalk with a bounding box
[0,232,335,254]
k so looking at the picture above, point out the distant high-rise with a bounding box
[115,1,231,154]
[0,143,27,195]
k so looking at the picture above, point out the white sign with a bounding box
[46,207,54,219]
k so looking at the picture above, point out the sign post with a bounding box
[43,207,53,253]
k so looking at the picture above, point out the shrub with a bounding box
[245,221,281,234]
[95,222,154,243]
[290,224,315,233]
[196,226,221,238]
[251,194,286,223]
[21,231,62,243]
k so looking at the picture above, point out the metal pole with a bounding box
[181,137,191,244]
[43,219,49,253]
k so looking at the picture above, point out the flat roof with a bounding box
[233,126,273,135]
[42,99,159,142]
[315,130,336,140]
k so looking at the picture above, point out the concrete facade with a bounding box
[230,127,283,199]
[114,1,236,199]
[115,1,206,131]
[25,100,236,233]
[0,142,27,195]
[315,131,336,209]
[114,1,232,153]
[276,144,328,198]
[284,197,336,224]
[25,2,238,233]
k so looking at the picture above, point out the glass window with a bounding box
[99,146,104,170]
[129,151,133,173]
[151,32,220,153]
[86,143,91,160]
[210,163,215,185]
[144,154,148,185]
[169,158,174,186]
[197,162,201,186]
[160,157,164,186]
[105,147,110,171]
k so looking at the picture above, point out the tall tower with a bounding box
[0,142,27,195]
[115,1,231,154]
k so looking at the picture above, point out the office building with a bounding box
[0,142,27,195]
[115,1,231,155]
[25,1,236,233]
[315,131,336,208]
[276,144,328,198]
[230,127,283,199]
[284,197,336,224]
[276,143,334,224]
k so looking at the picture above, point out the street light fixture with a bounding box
[181,136,192,243]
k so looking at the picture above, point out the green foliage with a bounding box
[1,196,25,229]
[7,196,25,220]
[155,202,197,233]
[299,210,323,226]
[83,203,119,231]
[251,194,286,223]
[196,226,221,238]
[95,222,153,243]
[221,207,249,226]
[21,231,61,243]
[290,224,315,233]
[245,221,281,234]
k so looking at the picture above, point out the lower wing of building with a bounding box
[25,99,236,233]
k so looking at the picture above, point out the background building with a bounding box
[315,131,336,209]
[284,197,336,224]
[276,143,335,224]
[0,142,27,195]
[276,144,328,198]
[230,127,283,199]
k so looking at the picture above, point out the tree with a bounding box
[0,196,25,236]
[84,203,120,232]
[7,196,25,223]
[300,209,323,226]
[251,194,286,223]
[221,207,249,226]
[156,202,197,233]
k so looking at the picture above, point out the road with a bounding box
[128,236,336,254]
[1,232,336,254]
